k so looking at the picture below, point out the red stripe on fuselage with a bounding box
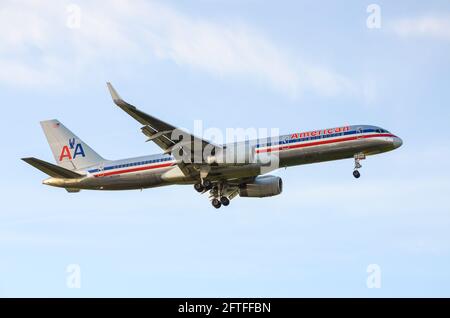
[93,162,175,178]
[92,134,394,177]
[256,133,395,154]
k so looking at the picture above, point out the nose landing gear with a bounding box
[353,153,365,178]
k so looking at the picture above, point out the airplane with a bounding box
[22,83,403,209]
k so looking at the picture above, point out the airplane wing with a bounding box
[107,83,220,174]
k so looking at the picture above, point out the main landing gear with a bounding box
[194,181,232,209]
[212,198,221,208]
[353,153,365,179]
[194,183,204,192]
[211,196,230,209]
[220,196,230,206]
[193,180,212,193]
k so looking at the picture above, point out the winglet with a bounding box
[107,82,122,102]
[107,82,139,113]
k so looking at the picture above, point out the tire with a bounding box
[203,180,212,189]
[220,196,230,206]
[194,183,204,192]
[353,170,361,178]
[212,198,221,209]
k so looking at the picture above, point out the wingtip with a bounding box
[21,157,35,164]
[39,119,59,126]
[107,82,122,101]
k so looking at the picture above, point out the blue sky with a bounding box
[1,0,450,297]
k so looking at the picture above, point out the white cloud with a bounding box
[0,0,353,97]
[0,59,56,87]
[391,15,450,40]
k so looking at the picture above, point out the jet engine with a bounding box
[239,175,283,198]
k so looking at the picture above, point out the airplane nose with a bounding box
[393,136,403,149]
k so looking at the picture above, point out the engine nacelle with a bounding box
[239,175,283,198]
[206,143,254,165]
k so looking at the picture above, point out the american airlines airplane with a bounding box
[23,83,403,208]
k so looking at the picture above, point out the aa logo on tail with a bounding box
[59,138,85,161]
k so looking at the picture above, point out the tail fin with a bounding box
[40,120,104,171]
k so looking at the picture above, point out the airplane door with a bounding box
[356,127,363,139]
[98,163,105,177]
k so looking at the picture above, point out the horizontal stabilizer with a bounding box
[22,157,83,179]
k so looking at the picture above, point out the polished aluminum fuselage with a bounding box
[43,125,402,190]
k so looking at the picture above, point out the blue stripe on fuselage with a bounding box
[88,156,173,174]
[86,125,389,174]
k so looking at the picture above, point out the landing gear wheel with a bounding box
[353,153,365,179]
[194,183,204,193]
[203,180,212,189]
[220,196,230,206]
[212,198,221,209]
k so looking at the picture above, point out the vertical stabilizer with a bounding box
[40,120,104,171]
